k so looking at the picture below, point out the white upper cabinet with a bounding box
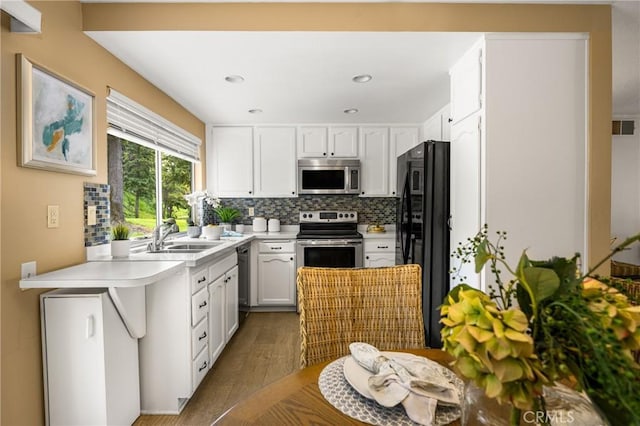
[423,104,451,141]
[329,127,359,157]
[207,126,254,197]
[254,127,297,197]
[298,126,358,158]
[389,127,420,197]
[297,127,327,158]
[449,39,483,125]
[359,127,389,197]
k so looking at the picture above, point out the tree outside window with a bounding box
[108,135,193,237]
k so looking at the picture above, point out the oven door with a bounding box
[296,239,363,268]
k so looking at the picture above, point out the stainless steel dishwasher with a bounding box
[237,243,250,325]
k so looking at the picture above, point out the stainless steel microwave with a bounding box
[297,159,361,195]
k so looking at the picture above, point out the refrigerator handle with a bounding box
[400,173,412,264]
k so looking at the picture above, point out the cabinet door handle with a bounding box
[199,300,207,308]
[86,315,95,339]
[199,361,208,372]
[198,277,206,284]
[377,245,389,249]
[199,331,207,341]
[271,247,282,250]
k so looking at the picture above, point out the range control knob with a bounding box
[350,213,355,218]
[309,213,313,218]
[302,213,307,218]
[339,213,343,218]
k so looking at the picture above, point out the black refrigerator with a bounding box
[396,140,450,349]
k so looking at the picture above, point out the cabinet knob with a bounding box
[292,191,295,195]
[331,152,334,156]
[366,256,370,260]
[290,257,294,261]
[249,190,252,194]
[448,117,453,123]
[323,152,327,156]
[392,191,396,195]
[361,191,365,195]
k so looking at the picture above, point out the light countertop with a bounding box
[19,260,185,289]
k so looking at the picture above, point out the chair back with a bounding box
[297,264,426,368]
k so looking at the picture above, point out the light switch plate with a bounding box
[87,205,97,226]
[47,205,59,228]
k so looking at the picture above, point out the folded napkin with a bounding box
[349,342,459,426]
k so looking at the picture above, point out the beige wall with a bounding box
[0,2,204,424]
[1,2,611,425]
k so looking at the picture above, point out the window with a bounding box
[108,136,193,237]
[105,88,201,238]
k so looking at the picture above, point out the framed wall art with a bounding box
[17,54,96,176]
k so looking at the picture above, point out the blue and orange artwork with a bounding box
[32,67,92,168]
[41,95,84,161]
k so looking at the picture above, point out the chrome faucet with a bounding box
[148,218,180,252]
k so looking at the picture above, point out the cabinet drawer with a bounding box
[192,346,209,391]
[364,239,394,253]
[190,266,209,294]
[258,241,295,253]
[209,252,238,281]
[192,317,208,358]
[191,287,208,326]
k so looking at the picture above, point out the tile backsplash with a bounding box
[84,182,110,247]
[202,195,397,225]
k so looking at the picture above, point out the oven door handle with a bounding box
[297,240,362,246]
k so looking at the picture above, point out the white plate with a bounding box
[343,351,462,405]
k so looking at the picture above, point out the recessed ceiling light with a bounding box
[352,74,372,83]
[225,75,245,83]
[344,108,359,114]
[248,108,263,114]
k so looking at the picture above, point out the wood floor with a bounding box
[134,312,301,426]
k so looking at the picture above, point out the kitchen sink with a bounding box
[147,241,226,254]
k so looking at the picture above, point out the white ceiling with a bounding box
[83,0,640,124]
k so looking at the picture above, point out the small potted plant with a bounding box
[186,218,201,238]
[214,206,241,232]
[111,223,130,258]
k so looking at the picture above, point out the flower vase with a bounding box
[462,381,606,426]
[462,382,517,426]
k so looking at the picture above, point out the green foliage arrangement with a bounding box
[441,226,640,425]
[214,206,241,223]
[111,223,130,240]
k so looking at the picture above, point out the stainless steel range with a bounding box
[296,210,363,268]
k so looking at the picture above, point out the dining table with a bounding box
[212,348,462,425]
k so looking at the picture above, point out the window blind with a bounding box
[106,88,201,162]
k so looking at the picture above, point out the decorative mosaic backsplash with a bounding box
[84,182,110,247]
[202,195,397,225]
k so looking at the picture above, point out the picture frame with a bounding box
[17,54,96,176]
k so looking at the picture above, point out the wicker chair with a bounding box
[609,260,640,362]
[297,264,426,368]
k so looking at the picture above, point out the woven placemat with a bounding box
[318,356,462,426]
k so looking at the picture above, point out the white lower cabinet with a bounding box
[40,288,140,426]
[257,241,296,306]
[208,254,239,365]
[364,238,396,267]
[140,251,238,414]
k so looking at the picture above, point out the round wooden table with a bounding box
[213,348,462,425]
